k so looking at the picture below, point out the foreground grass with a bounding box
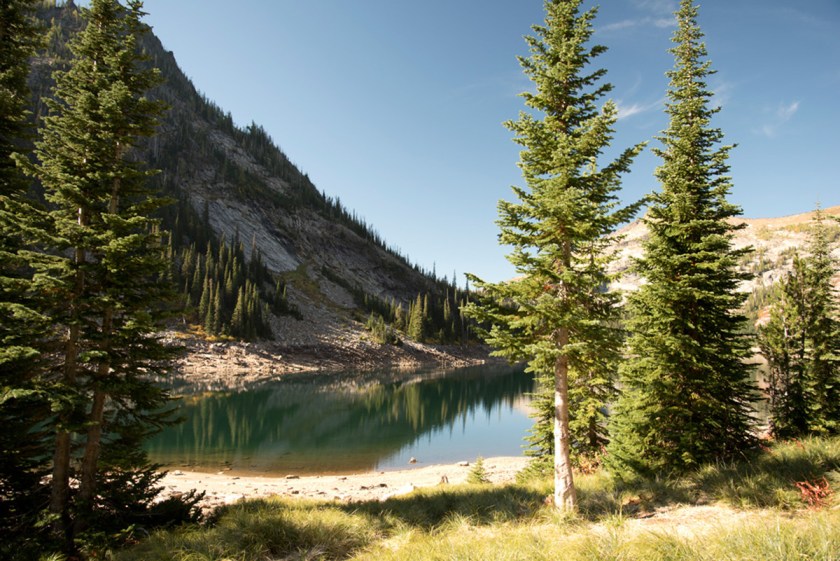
[116,437,840,561]
[352,509,840,561]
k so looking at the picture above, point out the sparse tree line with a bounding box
[319,264,478,346]
[172,233,288,341]
[402,289,474,345]
[163,194,301,341]
[464,0,840,512]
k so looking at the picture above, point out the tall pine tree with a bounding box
[757,209,840,437]
[464,0,643,510]
[0,1,55,554]
[804,211,840,434]
[607,0,756,477]
[28,0,173,551]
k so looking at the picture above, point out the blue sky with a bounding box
[135,0,840,285]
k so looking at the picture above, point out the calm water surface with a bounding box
[146,364,535,475]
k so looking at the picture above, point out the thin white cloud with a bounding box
[599,16,675,33]
[616,97,665,120]
[758,100,801,138]
[598,0,677,33]
[711,80,734,110]
[626,73,644,97]
[760,125,778,138]
[616,102,647,120]
[600,19,640,33]
[777,101,800,121]
[631,0,678,16]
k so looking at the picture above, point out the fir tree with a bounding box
[0,1,54,553]
[464,0,643,510]
[408,293,426,342]
[607,0,757,477]
[393,301,406,332]
[805,211,840,434]
[757,210,840,437]
[28,0,173,550]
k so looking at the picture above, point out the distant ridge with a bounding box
[611,205,840,295]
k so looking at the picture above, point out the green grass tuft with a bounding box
[117,498,386,561]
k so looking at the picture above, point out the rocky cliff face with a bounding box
[28,3,471,370]
[141,39,434,300]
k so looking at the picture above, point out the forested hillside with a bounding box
[28,1,474,348]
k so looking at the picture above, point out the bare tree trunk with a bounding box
[50,388,75,551]
[75,178,121,530]
[50,238,86,550]
[50,327,80,518]
[554,327,577,511]
[74,385,106,531]
[75,310,112,532]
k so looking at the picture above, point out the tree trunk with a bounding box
[49,426,74,552]
[74,386,106,532]
[50,240,86,550]
[50,327,80,517]
[554,327,576,511]
[75,182,121,529]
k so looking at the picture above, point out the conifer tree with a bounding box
[464,0,643,510]
[758,210,840,437]
[805,212,840,434]
[28,0,172,550]
[0,0,44,381]
[393,301,406,332]
[0,1,53,551]
[408,293,426,342]
[607,0,756,477]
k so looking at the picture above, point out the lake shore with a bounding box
[159,456,531,512]
[166,331,500,390]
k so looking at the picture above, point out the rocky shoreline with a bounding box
[166,330,499,389]
[159,456,530,513]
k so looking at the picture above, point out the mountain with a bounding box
[29,2,480,375]
[26,4,838,376]
[610,206,840,327]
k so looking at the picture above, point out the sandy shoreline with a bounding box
[159,456,531,512]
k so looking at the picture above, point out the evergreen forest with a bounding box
[0,0,838,559]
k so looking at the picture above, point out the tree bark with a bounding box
[50,238,86,550]
[554,326,577,511]
[75,177,121,529]
[75,310,112,528]
[74,386,106,530]
[49,416,74,551]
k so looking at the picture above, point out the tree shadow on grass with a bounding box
[338,437,840,531]
[343,483,550,529]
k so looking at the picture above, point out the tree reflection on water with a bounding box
[146,364,534,474]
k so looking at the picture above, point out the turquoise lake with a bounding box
[146,363,535,475]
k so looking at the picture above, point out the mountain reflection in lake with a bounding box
[146,364,534,475]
